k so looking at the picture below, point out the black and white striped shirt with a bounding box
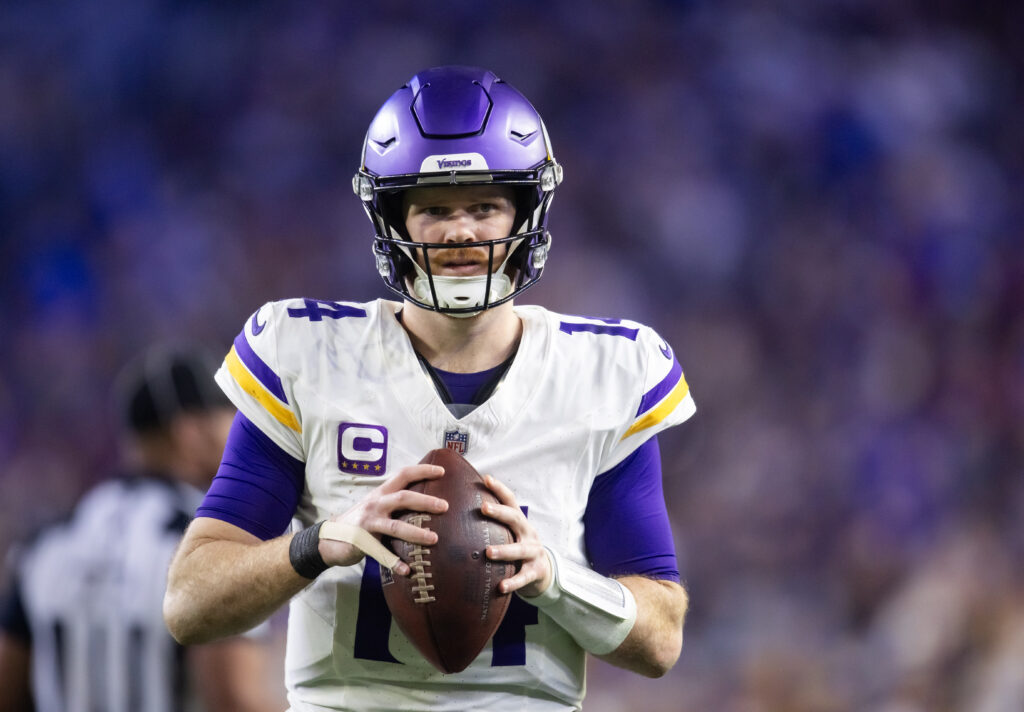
[1,475,201,712]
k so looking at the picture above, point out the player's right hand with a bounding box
[317,464,448,576]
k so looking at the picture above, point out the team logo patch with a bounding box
[444,428,469,455]
[338,423,388,475]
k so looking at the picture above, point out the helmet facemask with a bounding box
[364,175,556,316]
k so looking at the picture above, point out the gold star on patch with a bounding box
[363,464,370,471]
[374,465,381,472]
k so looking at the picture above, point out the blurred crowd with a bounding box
[2,1,1023,710]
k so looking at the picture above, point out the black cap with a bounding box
[114,345,231,434]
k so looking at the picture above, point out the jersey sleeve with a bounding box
[584,436,679,581]
[196,412,305,540]
[600,325,695,472]
[215,302,305,461]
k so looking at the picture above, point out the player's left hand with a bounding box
[481,474,553,598]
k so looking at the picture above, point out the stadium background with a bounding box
[3,1,1023,709]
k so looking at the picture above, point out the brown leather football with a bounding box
[382,448,517,673]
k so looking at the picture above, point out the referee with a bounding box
[0,346,284,712]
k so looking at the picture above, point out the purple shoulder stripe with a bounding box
[636,357,682,417]
[233,330,289,404]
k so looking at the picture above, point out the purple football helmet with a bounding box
[353,66,562,315]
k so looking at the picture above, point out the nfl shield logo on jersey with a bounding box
[444,429,469,455]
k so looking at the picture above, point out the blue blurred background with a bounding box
[3,1,1023,709]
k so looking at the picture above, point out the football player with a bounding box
[0,346,284,712]
[164,66,695,711]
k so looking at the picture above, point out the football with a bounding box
[382,448,517,673]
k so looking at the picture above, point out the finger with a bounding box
[486,541,542,562]
[384,490,448,515]
[497,569,539,595]
[320,537,413,577]
[318,538,364,569]
[480,500,525,527]
[484,474,517,507]
[371,516,439,547]
[380,464,444,494]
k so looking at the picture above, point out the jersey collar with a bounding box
[377,300,548,453]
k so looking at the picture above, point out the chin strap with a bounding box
[411,272,513,316]
[403,234,524,315]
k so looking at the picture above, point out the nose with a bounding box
[442,211,477,244]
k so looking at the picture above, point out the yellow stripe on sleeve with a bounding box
[224,346,302,432]
[620,375,690,441]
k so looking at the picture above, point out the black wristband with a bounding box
[289,521,329,579]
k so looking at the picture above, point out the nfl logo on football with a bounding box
[444,429,469,455]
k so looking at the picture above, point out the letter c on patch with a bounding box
[337,423,388,474]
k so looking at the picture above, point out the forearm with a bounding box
[513,544,688,678]
[166,465,449,646]
[164,522,309,645]
[596,576,687,678]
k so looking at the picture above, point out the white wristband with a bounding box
[519,546,638,655]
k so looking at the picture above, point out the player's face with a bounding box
[403,185,516,277]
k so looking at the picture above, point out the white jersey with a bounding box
[216,298,695,711]
[8,478,202,712]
